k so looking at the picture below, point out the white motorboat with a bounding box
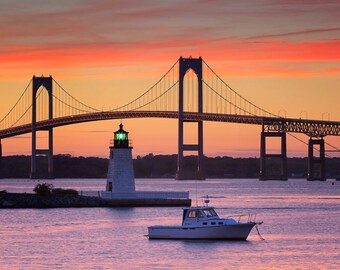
[147,198,263,240]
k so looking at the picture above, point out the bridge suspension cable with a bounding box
[13,85,46,126]
[0,76,105,131]
[202,59,277,117]
[325,141,340,152]
[111,59,179,112]
[0,79,33,130]
[287,133,340,160]
[52,79,101,117]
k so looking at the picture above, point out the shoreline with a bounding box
[0,192,191,208]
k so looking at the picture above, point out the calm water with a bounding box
[0,178,339,269]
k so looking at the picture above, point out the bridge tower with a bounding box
[260,124,288,180]
[31,76,54,179]
[176,57,205,180]
[307,137,326,181]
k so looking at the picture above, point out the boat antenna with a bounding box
[203,195,210,206]
[195,180,198,206]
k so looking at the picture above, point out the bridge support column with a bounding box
[176,57,205,180]
[30,76,54,179]
[307,137,326,181]
[260,131,287,180]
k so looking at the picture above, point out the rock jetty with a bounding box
[0,191,191,208]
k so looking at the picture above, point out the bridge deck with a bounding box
[1,111,340,139]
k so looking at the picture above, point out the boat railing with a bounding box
[227,213,257,223]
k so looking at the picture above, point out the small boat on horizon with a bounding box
[147,197,263,240]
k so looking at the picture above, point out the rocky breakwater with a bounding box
[0,191,107,208]
[0,191,191,208]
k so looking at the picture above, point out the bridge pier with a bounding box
[259,131,288,180]
[176,57,205,180]
[177,120,204,180]
[307,137,326,181]
[30,76,54,179]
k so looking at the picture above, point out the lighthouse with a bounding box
[106,123,135,193]
[101,122,189,202]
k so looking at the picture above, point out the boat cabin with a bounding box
[182,207,220,226]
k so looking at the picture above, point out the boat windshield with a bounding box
[203,208,218,217]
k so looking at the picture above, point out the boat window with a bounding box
[202,222,207,225]
[187,210,197,218]
[197,210,204,218]
[209,209,218,216]
[211,222,216,225]
[187,210,204,218]
[203,209,218,217]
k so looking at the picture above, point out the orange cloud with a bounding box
[248,27,340,40]
[1,38,339,80]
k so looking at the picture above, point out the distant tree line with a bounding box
[1,154,340,179]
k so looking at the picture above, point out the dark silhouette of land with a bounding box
[0,191,191,208]
[1,154,340,179]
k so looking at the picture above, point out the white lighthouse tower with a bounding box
[101,122,189,201]
[106,123,135,193]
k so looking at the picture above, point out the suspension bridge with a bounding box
[1,57,339,180]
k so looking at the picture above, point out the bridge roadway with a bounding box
[1,111,340,139]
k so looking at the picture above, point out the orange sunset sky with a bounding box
[1,0,340,158]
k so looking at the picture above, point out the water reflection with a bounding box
[0,178,339,269]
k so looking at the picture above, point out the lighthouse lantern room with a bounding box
[113,123,131,148]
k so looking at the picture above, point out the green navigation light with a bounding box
[113,123,131,148]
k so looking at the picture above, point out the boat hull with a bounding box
[148,223,256,240]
